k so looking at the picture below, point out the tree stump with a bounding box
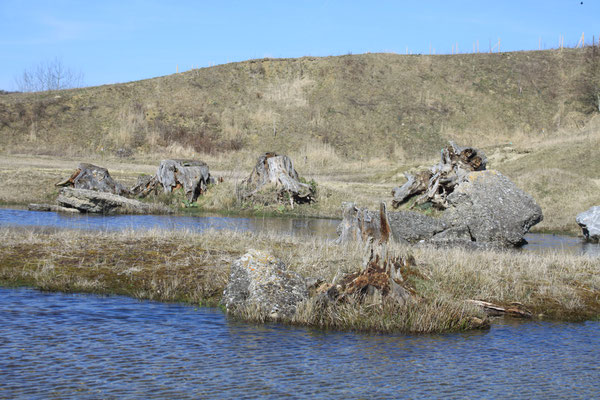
[327,237,416,306]
[238,153,315,205]
[131,159,213,203]
[56,163,129,196]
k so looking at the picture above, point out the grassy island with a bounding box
[1,227,598,333]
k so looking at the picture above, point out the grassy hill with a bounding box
[1,48,599,233]
[1,48,598,160]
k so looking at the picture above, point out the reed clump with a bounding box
[1,226,598,333]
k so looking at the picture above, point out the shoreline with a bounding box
[1,226,598,334]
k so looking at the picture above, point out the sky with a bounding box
[1,0,598,90]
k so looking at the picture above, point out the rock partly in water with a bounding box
[56,187,166,214]
[442,170,543,247]
[221,249,309,320]
[336,202,445,244]
[238,153,315,206]
[56,163,129,196]
[576,206,600,242]
[343,141,544,248]
[338,171,542,248]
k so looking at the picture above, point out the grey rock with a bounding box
[338,170,542,248]
[221,249,309,320]
[388,211,448,243]
[442,170,543,247]
[576,206,600,242]
[430,225,473,243]
[57,187,162,214]
[335,202,444,244]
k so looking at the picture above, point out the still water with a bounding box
[0,207,340,238]
[1,287,599,399]
[1,207,599,256]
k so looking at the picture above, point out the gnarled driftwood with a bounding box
[392,141,487,209]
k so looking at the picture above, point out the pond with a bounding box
[1,207,598,256]
[1,287,599,399]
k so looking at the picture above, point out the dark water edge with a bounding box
[1,207,598,256]
[1,286,599,400]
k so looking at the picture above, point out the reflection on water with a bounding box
[523,233,600,257]
[1,208,598,256]
[1,287,599,399]
[0,207,339,239]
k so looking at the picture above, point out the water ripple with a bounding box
[1,287,599,399]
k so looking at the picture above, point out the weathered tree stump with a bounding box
[329,202,415,304]
[238,153,315,205]
[392,141,487,209]
[130,174,161,197]
[131,160,213,203]
[56,163,129,196]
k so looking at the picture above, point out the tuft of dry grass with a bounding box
[1,226,598,333]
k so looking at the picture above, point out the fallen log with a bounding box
[57,187,169,214]
[467,300,532,318]
[28,203,80,213]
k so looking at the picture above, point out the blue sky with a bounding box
[0,0,597,90]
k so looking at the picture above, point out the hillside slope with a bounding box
[1,48,599,160]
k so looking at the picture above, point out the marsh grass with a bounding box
[1,226,598,333]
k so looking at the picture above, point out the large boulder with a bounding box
[576,206,600,242]
[442,170,543,247]
[56,163,129,196]
[221,249,309,320]
[57,187,161,214]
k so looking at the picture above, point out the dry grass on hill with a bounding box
[1,48,598,160]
